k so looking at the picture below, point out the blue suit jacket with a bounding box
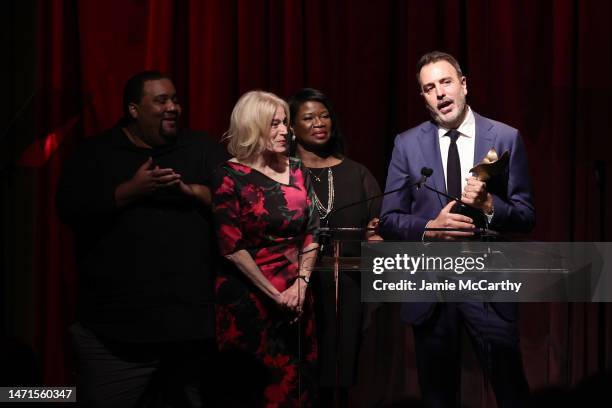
[379,111,536,324]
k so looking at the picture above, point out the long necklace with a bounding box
[308,167,334,220]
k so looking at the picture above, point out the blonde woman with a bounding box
[213,90,319,407]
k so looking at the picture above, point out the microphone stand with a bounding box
[318,174,428,247]
[314,172,428,408]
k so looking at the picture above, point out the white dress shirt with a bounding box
[437,106,476,193]
[437,106,494,223]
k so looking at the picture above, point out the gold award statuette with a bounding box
[469,148,510,181]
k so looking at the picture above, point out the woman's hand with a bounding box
[272,291,286,309]
[366,217,384,241]
[279,279,307,314]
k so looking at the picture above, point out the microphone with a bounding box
[317,173,417,254]
[325,166,434,223]
[318,166,433,244]
[326,172,420,224]
[417,167,433,188]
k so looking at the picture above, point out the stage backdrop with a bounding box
[11,0,612,406]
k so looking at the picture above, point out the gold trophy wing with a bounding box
[469,148,510,181]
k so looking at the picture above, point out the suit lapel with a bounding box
[473,112,495,166]
[418,122,446,208]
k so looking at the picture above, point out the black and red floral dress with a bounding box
[212,158,319,407]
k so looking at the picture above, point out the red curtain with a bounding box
[32,0,612,405]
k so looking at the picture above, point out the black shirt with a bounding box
[307,157,382,256]
[56,126,227,342]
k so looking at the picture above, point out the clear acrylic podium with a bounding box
[313,228,372,407]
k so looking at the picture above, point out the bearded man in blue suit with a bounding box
[379,51,535,408]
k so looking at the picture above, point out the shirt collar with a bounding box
[437,106,475,139]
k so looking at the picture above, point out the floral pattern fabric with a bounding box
[212,158,319,407]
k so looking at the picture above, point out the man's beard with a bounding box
[430,101,467,128]
[159,124,178,142]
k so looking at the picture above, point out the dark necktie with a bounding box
[446,129,462,200]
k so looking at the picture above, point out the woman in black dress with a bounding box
[288,88,383,406]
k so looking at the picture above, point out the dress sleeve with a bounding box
[361,164,382,220]
[212,167,244,256]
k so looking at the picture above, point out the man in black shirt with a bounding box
[56,71,227,407]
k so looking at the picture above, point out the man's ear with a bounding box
[129,103,139,120]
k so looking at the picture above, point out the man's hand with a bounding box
[424,200,475,240]
[115,157,181,207]
[177,182,212,206]
[461,176,493,213]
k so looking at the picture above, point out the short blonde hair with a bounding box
[225,90,289,161]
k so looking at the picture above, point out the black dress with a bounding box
[305,157,381,387]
